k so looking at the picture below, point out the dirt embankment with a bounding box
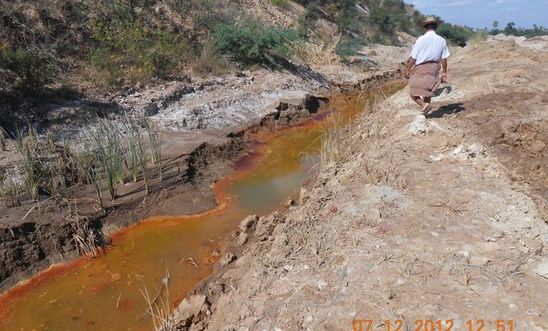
[171,39,548,330]
[0,61,402,292]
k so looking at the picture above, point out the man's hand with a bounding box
[441,72,448,83]
[441,59,448,83]
[404,57,416,80]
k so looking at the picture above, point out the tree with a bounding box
[504,22,517,35]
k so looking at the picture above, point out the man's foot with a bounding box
[422,103,432,115]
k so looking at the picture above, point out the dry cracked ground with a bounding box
[171,39,548,330]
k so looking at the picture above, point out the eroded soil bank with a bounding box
[170,39,548,330]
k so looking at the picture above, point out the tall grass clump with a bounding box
[145,121,163,181]
[0,127,6,151]
[0,176,23,208]
[137,133,150,196]
[125,123,142,183]
[75,146,105,207]
[9,127,75,202]
[83,119,126,200]
[15,127,40,200]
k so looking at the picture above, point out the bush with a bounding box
[89,22,190,86]
[437,23,472,46]
[0,48,55,93]
[336,36,367,58]
[270,0,290,8]
[213,22,299,68]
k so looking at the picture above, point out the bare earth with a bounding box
[173,39,548,330]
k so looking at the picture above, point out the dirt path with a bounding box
[172,39,548,330]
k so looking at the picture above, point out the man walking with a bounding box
[404,17,451,114]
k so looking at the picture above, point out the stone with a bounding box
[470,255,491,267]
[528,140,545,154]
[220,253,237,266]
[364,208,382,225]
[534,258,548,279]
[237,232,249,246]
[171,294,207,326]
[144,103,159,116]
[316,280,328,291]
[255,213,283,241]
[299,187,309,205]
[284,199,296,207]
[239,215,258,233]
[409,114,428,135]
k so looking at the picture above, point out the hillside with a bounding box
[0,0,422,94]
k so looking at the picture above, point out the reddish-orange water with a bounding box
[0,85,402,331]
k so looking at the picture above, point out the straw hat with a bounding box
[422,16,440,27]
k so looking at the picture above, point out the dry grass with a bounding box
[319,112,360,167]
[190,41,231,77]
[430,192,469,215]
[319,118,346,166]
[140,269,174,331]
[293,34,341,67]
[67,200,103,257]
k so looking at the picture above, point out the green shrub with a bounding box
[295,0,423,46]
[0,48,54,93]
[271,0,290,8]
[213,22,299,68]
[336,36,367,58]
[89,22,190,86]
[437,23,472,46]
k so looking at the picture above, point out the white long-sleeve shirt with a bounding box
[410,31,451,65]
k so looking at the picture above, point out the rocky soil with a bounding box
[172,38,548,330]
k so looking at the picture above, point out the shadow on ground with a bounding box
[433,85,452,97]
[427,102,465,118]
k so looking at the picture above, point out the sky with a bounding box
[407,0,548,29]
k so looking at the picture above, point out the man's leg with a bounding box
[411,94,426,108]
[422,96,432,113]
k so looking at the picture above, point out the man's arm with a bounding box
[440,58,448,82]
[404,57,416,79]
